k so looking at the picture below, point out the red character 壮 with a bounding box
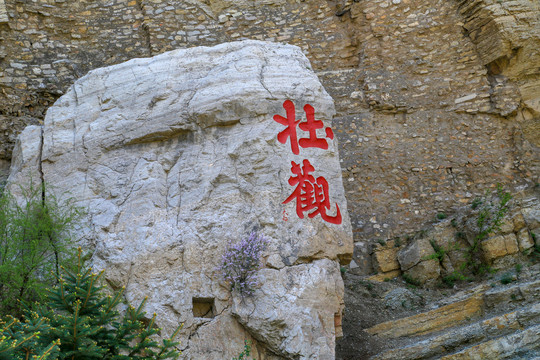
[299,104,334,150]
[273,100,301,155]
[283,159,342,225]
[273,100,334,155]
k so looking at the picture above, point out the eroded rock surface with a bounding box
[7,40,353,359]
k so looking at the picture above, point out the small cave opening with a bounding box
[192,297,215,318]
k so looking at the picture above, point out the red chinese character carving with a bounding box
[273,100,301,155]
[283,159,342,225]
[299,104,328,150]
[273,100,335,155]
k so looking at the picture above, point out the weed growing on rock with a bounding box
[424,239,446,262]
[219,231,267,297]
[467,184,512,274]
[402,273,421,287]
[500,272,514,285]
[436,212,447,220]
[231,340,254,360]
[531,244,540,262]
[471,197,482,210]
[475,185,512,242]
[442,271,469,287]
[423,239,460,270]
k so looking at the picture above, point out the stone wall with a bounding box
[0,0,538,274]
[0,1,7,23]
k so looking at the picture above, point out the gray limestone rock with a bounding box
[404,259,441,286]
[398,238,435,271]
[6,40,353,359]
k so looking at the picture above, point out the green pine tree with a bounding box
[0,313,60,360]
[1,249,182,360]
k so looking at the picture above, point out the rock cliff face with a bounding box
[1,1,540,358]
[1,0,538,275]
[6,40,353,359]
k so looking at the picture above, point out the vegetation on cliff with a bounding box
[0,183,81,317]
[0,249,182,360]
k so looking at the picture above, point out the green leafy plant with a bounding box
[467,184,512,274]
[0,249,182,359]
[423,240,460,266]
[531,244,540,261]
[0,182,82,317]
[471,197,482,210]
[442,271,469,287]
[402,273,420,287]
[436,213,447,220]
[365,282,374,291]
[500,272,514,285]
[232,340,254,360]
[423,239,446,262]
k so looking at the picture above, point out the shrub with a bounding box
[442,271,468,287]
[467,184,512,274]
[0,183,82,317]
[0,248,182,360]
[474,185,512,244]
[219,232,267,297]
[500,272,514,285]
[402,273,420,287]
[436,212,447,220]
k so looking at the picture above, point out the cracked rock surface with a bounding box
[7,40,353,359]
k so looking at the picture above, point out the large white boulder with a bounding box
[7,40,353,359]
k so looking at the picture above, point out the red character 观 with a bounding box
[283,159,342,225]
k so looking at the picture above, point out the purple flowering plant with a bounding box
[219,231,268,297]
